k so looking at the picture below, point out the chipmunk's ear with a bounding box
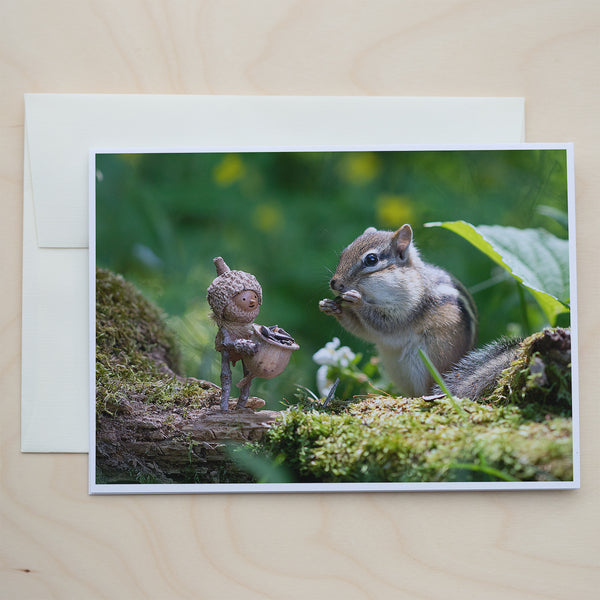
[391,224,413,260]
[362,226,377,236]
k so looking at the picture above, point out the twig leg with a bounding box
[236,362,254,409]
[220,351,232,411]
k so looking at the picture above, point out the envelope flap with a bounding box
[25,94,525,249]
[26,94,89,248]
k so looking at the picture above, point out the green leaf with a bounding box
[450,462,520,482]
[425,220,570,325]
[418,348,468,421]
[226,443,294,483]
[537,205,569,231]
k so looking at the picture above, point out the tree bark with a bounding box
[96,396,280,484]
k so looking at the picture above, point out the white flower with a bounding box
[336,345,355,367]
[316,365,332,397]
[312,337,341,366]
[313,338,357,396]
[312,337,356,367]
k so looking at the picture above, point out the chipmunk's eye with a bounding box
[363,253,379,267]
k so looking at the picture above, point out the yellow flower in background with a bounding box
[339,152,380,184]
[213,154,245,186]
[376,194,415,227]
[120,154,142,167]
[252,203,284,233]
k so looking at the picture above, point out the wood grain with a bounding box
[1,1,599,598]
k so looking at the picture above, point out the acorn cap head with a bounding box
[207,257,263,318]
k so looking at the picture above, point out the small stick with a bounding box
[323,378,340,407]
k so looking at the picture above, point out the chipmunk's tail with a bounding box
[435,338,522,401]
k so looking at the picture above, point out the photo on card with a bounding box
[89,144,578,494]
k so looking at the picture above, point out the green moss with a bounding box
[489,327,572,417]
[262,329,573,482]
[96,268,215,415]
[259,328,574,484]
[260,395,573,483]
[96,268,181,367]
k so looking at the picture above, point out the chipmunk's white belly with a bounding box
[376,333,430,397]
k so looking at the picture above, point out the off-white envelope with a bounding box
[22,94,525,452]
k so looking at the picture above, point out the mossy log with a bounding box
[95,268,280,484]
[260,327,573,483]
[96,398,280,484]
[95,268,573,485]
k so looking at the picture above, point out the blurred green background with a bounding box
[95,149,570,408]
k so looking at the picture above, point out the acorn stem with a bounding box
[213,257,230,276]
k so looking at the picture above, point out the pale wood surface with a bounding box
[2,1,599,598]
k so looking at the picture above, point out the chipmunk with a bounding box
[436,337,521,400]
[319,224,480,397]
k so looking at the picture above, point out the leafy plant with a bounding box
[312,337,392,401]
[225,443,294,483]
[417,348,468,420]
[425,221,570,326]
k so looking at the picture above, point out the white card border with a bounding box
[89,142,578,495]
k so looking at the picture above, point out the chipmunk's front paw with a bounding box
[319,298,342,316]
[340,289,362,305]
